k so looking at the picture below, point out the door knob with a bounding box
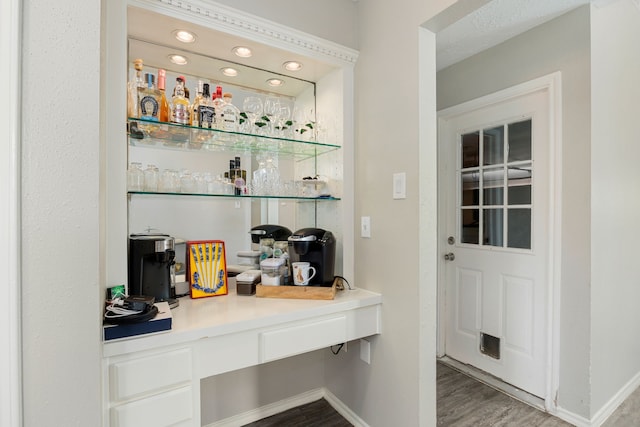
[444,252,455,261]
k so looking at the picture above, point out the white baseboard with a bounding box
[204,388,324,427]
[324,388,371,427]
[589,370,640,427]
[203,387,370,427]
[552,406,591,427]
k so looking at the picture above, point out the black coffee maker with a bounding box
[128,233,178,308]
[288,228,336,287]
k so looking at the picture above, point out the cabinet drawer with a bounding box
[260,315,347,362]
[110,348,192,402]
[110,385,193,427]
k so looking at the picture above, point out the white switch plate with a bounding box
[393,172,406,199]
[361,216,371,238]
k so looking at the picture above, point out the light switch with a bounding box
[361,216,371,238]
[393,172,406,199]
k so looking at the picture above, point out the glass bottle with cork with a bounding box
[157,69,169,122]
[138,73,162,122]
[127,58,144,118]
[190,80,203,126]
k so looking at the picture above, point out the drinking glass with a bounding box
[277,103,292,138]
[263,96,281,135]
[242,96,263,133]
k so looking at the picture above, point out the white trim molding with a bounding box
[0,0,22,426]
[128,0,359,66]
[204,388,371,427]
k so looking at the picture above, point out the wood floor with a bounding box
[242,362,640,426]
[242,398,352,427]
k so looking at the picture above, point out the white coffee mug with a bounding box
[292,262,316,286]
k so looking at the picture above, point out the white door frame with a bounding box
[436,72,562,412]
[0,0,22,426]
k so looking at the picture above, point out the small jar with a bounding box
[180,169,195,193]
[127,162,144,191]
[143,164,159,192]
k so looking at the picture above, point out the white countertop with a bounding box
[103,287,382,358]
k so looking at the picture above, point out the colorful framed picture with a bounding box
[187,240,228,298]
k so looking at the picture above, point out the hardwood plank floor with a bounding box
[242,362,640,426]
[437,362,571,426]
[242,399,352,427]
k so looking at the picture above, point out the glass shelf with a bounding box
[128,191,341,201]
[128,118,340,160]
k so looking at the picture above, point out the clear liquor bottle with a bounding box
[171,78,190,125]
[127,58,144,118]
[190,80,204,126]
[197,83,215,129]
[138,73,162,122]
[212,85,225,129]
[221,92,240,132]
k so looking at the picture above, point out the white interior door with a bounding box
[439,88,550,398]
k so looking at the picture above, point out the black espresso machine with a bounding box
[128,233,178,308]
[288,228,336,287]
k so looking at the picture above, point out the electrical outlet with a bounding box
[360,338,371,364]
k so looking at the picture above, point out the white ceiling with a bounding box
[436,0,592,70]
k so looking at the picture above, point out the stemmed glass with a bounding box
[277,103,292,138]
[242,96,263,134]
[263,96,281,136]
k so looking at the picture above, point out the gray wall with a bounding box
[324,0,441,426]
[590,0,640,416]
[437,6,592,417]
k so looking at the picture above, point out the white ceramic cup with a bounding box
[292,262,316,286]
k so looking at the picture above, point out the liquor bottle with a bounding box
[197,83,215,129]
[127,58,144,118]
[221,93,240,132]
[172,76,189,100]
[171,77,190,125]
[157,69,170,122]
[138,73,162,121]
[233,156,246,196]
[190,80,204,126]
[212,85,225,129]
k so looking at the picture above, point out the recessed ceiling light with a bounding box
[173,29,196,43]
[233,46,252,58]
[168,54,188,65]
[221,67,238,77]
[283,61,303,71]
[266,78,284,87]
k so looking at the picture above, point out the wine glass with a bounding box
[263,96,281,136]
[277,103,292,138]
[242,96,263,133]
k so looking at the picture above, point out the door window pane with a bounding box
[508,208,531,249]
[461,132,479,168]
[461,209,479,244]
[483,126,504,166]
[508,120,532,162]
[508,185,531,205]
[461,171,479,206]
[457,118,533,251]
[508,164,532,205]
[483,209,503,247]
